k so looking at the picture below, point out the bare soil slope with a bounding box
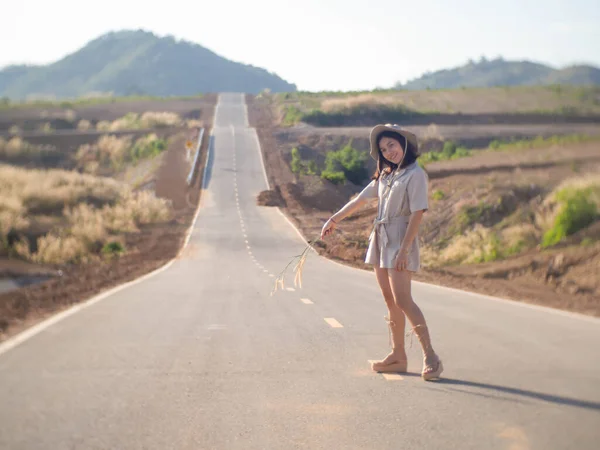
[248,94,600,317]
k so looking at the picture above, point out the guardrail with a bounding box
[186,128,205,186]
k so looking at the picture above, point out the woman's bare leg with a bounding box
[372,266,407,367]
[388,269,441,376]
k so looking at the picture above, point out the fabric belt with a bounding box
[368,215,411,248]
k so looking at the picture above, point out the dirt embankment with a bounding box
[247,94,600,317]
[0,97,217,341]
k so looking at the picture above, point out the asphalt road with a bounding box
[0,93,599,450]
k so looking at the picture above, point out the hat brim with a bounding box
[369,124,419,161]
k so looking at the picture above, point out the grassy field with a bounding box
[0,106,203,267]
[265,85,600,126]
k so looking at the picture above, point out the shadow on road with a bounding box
[430,377,600,412]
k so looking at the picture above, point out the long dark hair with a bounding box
[372,130,419,180]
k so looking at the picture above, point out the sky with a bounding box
[1,0,599,92]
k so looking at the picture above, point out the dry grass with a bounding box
[76,135,132,173]
[76,133,166,174]
[96,111,183,131]
[0,136,52,158]
[321,94,402,112]
[77,119,92,131]
[0,137,63,168]
[422,225,495,266]
[185,119,203,129]
[0,164,123,215]
[1,164,171,264]
[96,120,111,131]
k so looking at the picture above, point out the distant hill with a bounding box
[395,57,600,90]
[0,30,297,100]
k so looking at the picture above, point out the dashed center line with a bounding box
[301,298,313,304]
[324,318,343,328]
[382,373,404,381]
[285,287,295,292]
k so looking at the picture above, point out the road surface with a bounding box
[0,93,599,449]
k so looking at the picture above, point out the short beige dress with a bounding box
[357,162,429,271]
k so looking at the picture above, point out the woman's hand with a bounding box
[394,249,409,271]
[320,218,337,239]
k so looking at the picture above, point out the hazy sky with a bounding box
[1,0,599,91]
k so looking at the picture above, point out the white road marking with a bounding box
[285,287,295,292]
[382,373,404,381]
[301,298,313,304]
[324,318,343,328]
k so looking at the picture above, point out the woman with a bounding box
[320,123,443,381]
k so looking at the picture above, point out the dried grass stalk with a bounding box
[271,239,316,296]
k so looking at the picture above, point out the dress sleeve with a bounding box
[407,168,429,213]
[356,179,378,201]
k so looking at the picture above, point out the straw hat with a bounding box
[369,123,419,161]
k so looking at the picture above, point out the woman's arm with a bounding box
[330,195,370,223]
[320,196,370,239]
[400,210,424,253]
[321,180,377,239]
[394,169,429,270]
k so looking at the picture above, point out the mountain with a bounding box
[395,57,600,90]
[0,30,297,100]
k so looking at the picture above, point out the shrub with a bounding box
[419,141,471,166]
[282,106,304,126]
[130,134,166,162]
[441,141,457,159]
[321,169,346,185]
[432,190,445,201]
[321,140,368,185]
[290,147,302,174]
[542,187,598,248]
[102,241,125,257]
[455,201,493,231]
